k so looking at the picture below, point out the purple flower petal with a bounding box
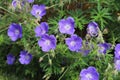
[27,0,34,3]
[114,44,120,59]
[12,0,17,8]
[98,43,111,54]
[114,59,120,71]
[12,0,25,9]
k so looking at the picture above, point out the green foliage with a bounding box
[67,10,88,30]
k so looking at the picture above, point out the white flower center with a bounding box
[25,55,30,60]
[15,29,20,35]
[45,40,50,46]
[65,24,71,30]
[70,41,76,46]
[118,51,120,55]
[116,60,120,64]
[11,58,14,62]
[90,26,94,29]
[36,10,41,15]
[42,30,45,34]
[86,73,93,79]
[100,46,105,51]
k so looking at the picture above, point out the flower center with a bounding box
[89,26,98,36]
[25,55,30,60]
[100,46,105,51]
[116,60,120,64]
[42,30,45,34]
[86,73,93,79]
[70,41,76,46]
[65,24,71,30]
[15,29,20,35]
[118,51,120,55]
[45,40,50,46]
[11,58,15,62]
[36,10,41,15]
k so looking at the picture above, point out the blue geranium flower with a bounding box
[38,34,57,52]
[7,23,22,41]
[87,21,99,37]
[6,54,15,65]
[34,22,49,37]
[19,50,32,65]
[65,34,82,51]
[80,66,99,80]
[58,17,75,35]
[31,4,46,19]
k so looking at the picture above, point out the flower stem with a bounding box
[58,67,69,80]
[0,6,17,16]
[46,4,59,9]
[0,27,8,33]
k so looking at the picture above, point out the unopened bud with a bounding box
[39,57,43,62]
[85,34,91,40]
[49,59,52,65]
[103,28,108,34]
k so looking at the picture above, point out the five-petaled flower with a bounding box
[6,54,15,65]
[80,66,99,80]
[58,17,75,35]
[31,4,46,19]
[7,23,22,41]
[38,34,56,52]
[19,50,32,65]
[34,22,49,37]
[87,21,99,37]
[65,34,82,51]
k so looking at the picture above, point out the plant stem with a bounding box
[0,27,8,33]
[46,4,59,9]
[0,6,17,16]
[58,67,69,80]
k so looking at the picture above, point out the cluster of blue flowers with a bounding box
[7,50,32,65]
[6,0,120,80]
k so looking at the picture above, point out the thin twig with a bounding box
[0,6,17,16]
[0,27,8,33]
[58,67,69,80]
[46,4,59,9]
